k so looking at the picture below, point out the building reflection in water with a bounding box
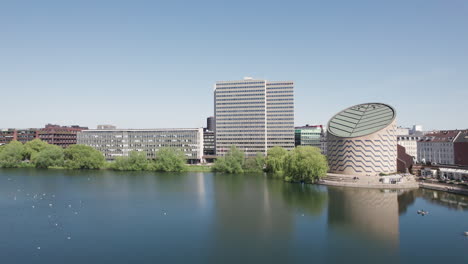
[328,187,399,245]
[209,174,328,263]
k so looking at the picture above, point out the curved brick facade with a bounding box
[327,103,397,176]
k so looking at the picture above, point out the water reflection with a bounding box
[328,187,399,245]
[418,189,468,211]
[209,174,328,263]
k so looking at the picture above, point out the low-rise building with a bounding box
[294,125,323,149]
[454,131,468,166]
[417,131,461,165]
[0,128,38,145]
[38,124,88,148]
[203,129,215,156]
[397,135,421,159]
[77,128,204,163]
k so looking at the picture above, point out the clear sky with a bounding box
[1,0,467,130]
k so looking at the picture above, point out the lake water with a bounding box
[0,169,467,263]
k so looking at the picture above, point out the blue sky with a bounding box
[1,0,467,130]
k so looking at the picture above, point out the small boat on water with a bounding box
[417,210,429,216]
[464,232,468,236]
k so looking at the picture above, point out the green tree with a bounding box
[151,148,186,172]
[213,145,244,173]
[243,152,265,172]
[265,146,288,174]
[112,151,148,171]
[64,144,105,169]
[33,144,64,168]
[0,141,26,168]
[283,146,328,183]
[23,139,49,161]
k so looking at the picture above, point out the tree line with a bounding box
[213,145,329,183]
[0,140,329,182]
[0,139,186,172]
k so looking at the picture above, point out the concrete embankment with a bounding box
[419,182,468,196]
[318,173,419,189]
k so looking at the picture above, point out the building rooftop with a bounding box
[328,103,396,138]
[418,131,461,143]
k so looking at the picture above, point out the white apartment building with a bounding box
[417,131,460,165]
[214,78,294,156]
[77,128,203,162]
[397,135,421,159]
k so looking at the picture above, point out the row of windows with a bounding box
[216,101,265,105]
[216,118,265,121]
[216,89,265,94]
[217,122,266,125]
[267,98,294,101]
[267,106,294,109]
[216,130,266,133]
[267,94,294,98]
[217,126,266,129]
[267,82,293,86]
[216,93,265,98]
[216,97,265,101]
[266,86,293,90]
[216,82,265,86]
[216,109,265,113]
[216,114,265,118]
[216,106,265,109]
[267,110,294,113]
[267,90,294,94]
[267,114,294,117]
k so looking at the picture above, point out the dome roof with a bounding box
[327,103,396,138]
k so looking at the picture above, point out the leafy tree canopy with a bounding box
[284,146,328,183]
[64,144,105,169]
[34,144,64,169]
[151,148,186,172]
[213,145,245,174]
[265,146,288,174]
[0,141,25,168]
[112,151,148,171]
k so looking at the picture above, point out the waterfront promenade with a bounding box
[419,182,468,196]
[319,173,419,189]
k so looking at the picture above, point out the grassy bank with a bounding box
[185,165,213,172]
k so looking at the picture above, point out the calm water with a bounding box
[0,169,467,264]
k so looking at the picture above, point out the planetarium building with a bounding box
[327,103,397,176]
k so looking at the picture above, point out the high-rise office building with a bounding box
[214,77,294,156]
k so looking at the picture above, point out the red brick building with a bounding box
[0,129,38,145]
[38,124,88,148]
[454,131,468,166]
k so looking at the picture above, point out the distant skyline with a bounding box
[1,0,467,130]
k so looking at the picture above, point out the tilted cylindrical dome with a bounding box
[327,103,397,176]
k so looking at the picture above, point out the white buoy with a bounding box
[68,204,72,208]
[163,212,167,215]
[32,205,35,209]
[67,236,71,240]
[49,204,53,207]
[74,212,78,215]
[37,246,41,250]
[55,223,58,226]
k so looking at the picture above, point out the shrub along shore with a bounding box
[0,140,328,182]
